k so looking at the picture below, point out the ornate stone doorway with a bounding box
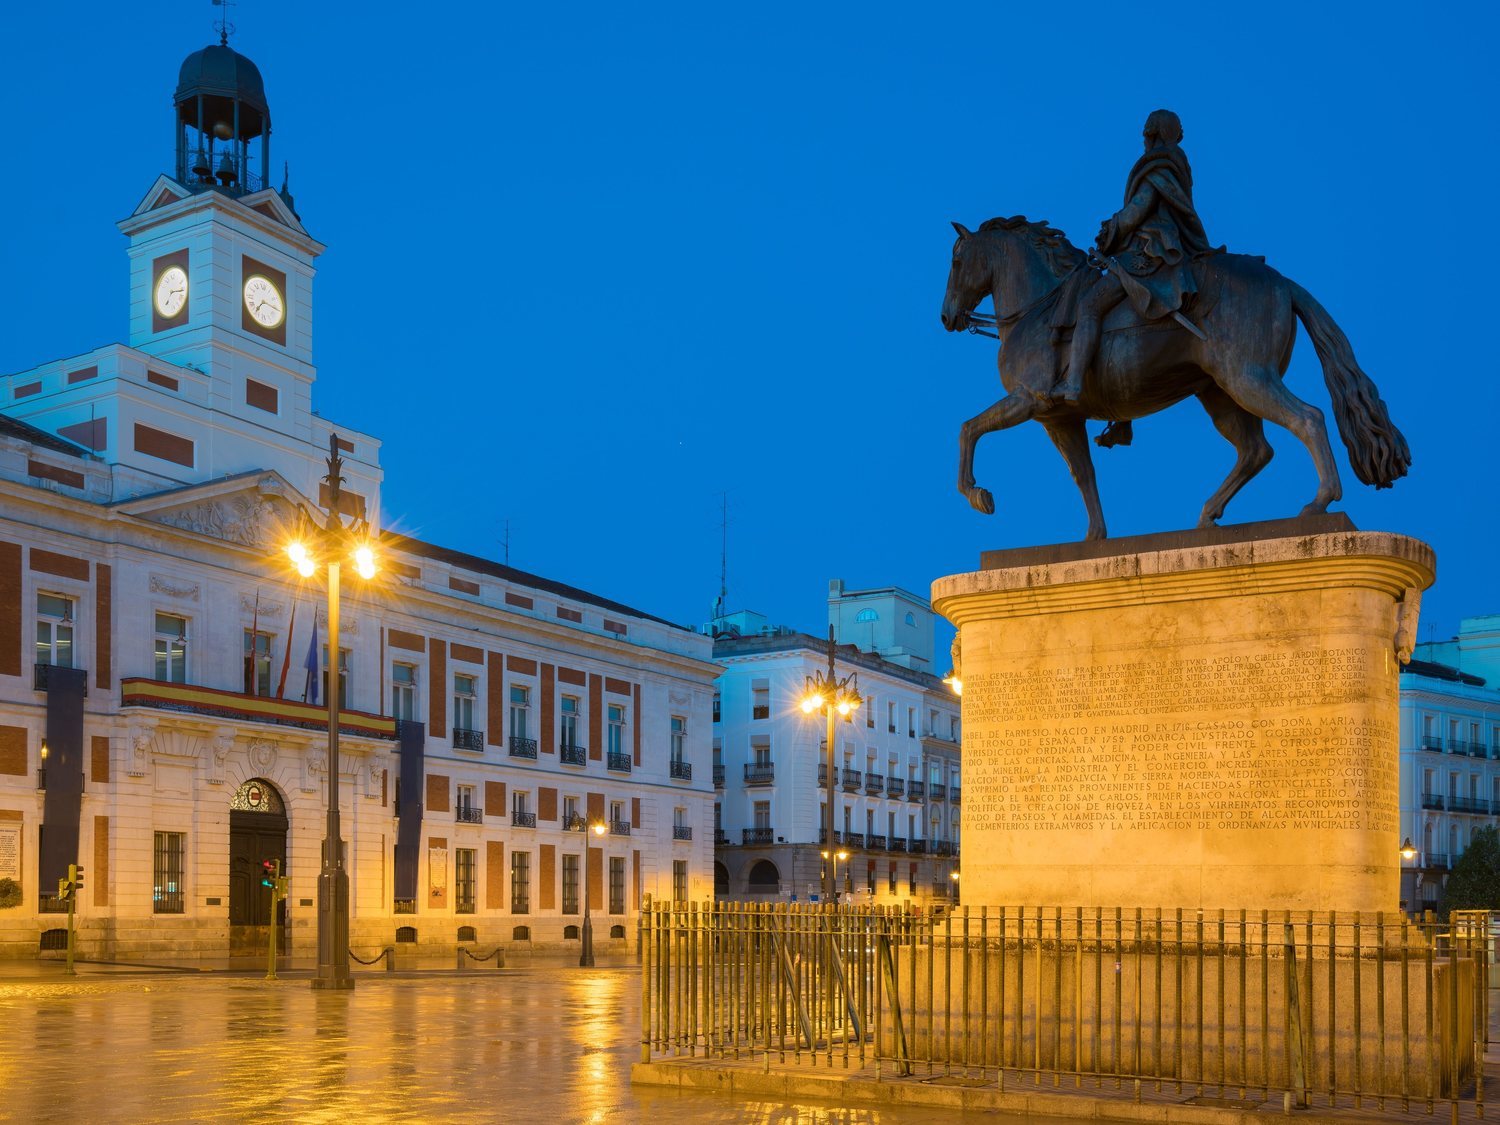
[228,777,288,928]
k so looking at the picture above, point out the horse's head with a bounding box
[940,221,989,333]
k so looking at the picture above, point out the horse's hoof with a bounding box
[1084,525,1108,541]
[968,488,994,515]
[1299,501,1331,517]
[1196,515,1220,529]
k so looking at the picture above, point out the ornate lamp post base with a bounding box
[312,863,354,990]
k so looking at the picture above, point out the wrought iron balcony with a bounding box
[865,775,884,796]
[453,727,484,753]
[931,882,950,898]
[867,833,887,849]
[841,768,862,791]
[845,832,865,848]
[607,752,632,773]
[34,663,86,694]
[669,759,693,781]
[563,814,587,832]
[1426,853,1450,869]
[509,736,538,760]
[741,827,773,845]
[456,806,483,824]
[511,811,537,828]
[949,787,961,803]
[610,819,631,836]
[752,705,770,720]
[1420,792,1444,810]
[559,743,586,766]
[886,777,904,798]
[121,678,394,741]
[714,830,728,845]
[1450,795,1491,815]
[908,839,927,856]
[929,783,948,801]
[932,841,953,857]
[889,838,907,853]
[673,825,693,841]
[818,764,828,786]
[907,781,926,800]
[744,763,774,786]
[1419,739,1445,753]
[713,764,725,787]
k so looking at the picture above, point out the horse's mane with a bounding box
[978,216,1085,280]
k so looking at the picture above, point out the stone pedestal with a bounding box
[932,516,1435,914]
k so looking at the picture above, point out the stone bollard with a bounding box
[384,946,396,972]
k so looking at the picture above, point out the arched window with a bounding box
[456,926,476,943]
[395,926,417,943]
[904,612,915,626]
[512,925,532,941]
[563,924,580,940]
[855,609,878,623]
[747,859,780,894]
[714,862,730,895]
[609,925,626,939]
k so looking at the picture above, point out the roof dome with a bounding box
[175,43,269,119]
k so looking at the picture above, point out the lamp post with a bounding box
[286,434,377,992]
[821,848,850,903]
[800,626,861,904]
[1399,836,1418,915]
[580,819,608,967]
[950,869,960,905]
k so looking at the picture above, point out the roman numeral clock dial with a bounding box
[153,265,188,319]
[243,274,285,329]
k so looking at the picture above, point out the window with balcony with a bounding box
[153,831,185,914]
[453,674,479,745]
[562,695,581,748]
[242,628,271,696]
[563,795,580,828]
[391,662,417,721]
[866,693,875,728]
[456,784,480,823]
[510,684,530,739]
[712,693,720,723]
[321,646,350,709]
[907,707,916,738]
[673,860,688,902]
[608,856,626,914]
[562,853,580,914]
[36,593,75,669]
[154,613,189,684]
[607,703,625,760]
[753,801,771,831]
[610,800,626,831]
[512,790,534,827]
[887,701,896,733]
[455,848,476,914]
[510,851,530,914]
[670,715,685,763]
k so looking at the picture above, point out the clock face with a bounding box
[243,275,286,329]
[154,265,188,319]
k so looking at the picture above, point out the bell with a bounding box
[212,121,234,141]
[216,152,238,185]
[191,145,210,179]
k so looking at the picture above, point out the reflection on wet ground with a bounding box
[0,966,1040,1123]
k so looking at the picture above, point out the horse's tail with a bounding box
[1290,282,1410,488]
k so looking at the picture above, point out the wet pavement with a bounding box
[0,960,1021,1124]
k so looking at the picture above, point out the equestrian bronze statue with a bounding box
[939,109,1409,541]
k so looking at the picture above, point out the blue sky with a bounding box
[2,1,1496,655]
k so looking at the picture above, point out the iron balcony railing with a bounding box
[669,759,693,781]
[741,827,773,845]
[1426,853,1451,868]
[841,769,862,791]
[511,811,536,828]
[453,728,484,752]
[932,841,953,857]
[907,781,926,800]
[609,819,631,836]
[929,783,948,801]
[607,752,632,773]
[559,743,586,766]
[845,832,865,848]
[949,787,961,803]
[1419,738,1444,753]
[865,775,884,796]
[714,830,728,845]
[1449,795,1491,814]
[456,806,483,824]
[672,825,693,841]
[563,814,587,832]
[34,663,86,694]
[889,837,907,853]
[908,839,927,855]
[818,764,828,785]
[867,833,887,849]
[713,764,725,787]
[509,736,538,760]
[1420,793,1445,810]
[886,777,904,798]
[744,763,774,785]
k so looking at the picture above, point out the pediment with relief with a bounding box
[119,472,308,549]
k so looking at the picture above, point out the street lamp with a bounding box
[1399,837,1418,915]
[821,849,850,902]
[580,819,608,967]
[950,869,960,904]
[799,626,860,903]
[285,433,378,992]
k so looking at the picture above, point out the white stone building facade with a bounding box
[0,38,716,960]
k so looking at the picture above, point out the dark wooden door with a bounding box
[229,810,288,925]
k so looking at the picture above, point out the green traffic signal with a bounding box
[260,858,280,889]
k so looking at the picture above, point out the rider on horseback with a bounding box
[1049,109,1215,406]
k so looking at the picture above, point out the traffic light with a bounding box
[260,859,280,889]
[69,864,84,896]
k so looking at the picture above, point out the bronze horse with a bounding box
[939,217,1410,539]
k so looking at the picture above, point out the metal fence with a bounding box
[640,901,1492,1116]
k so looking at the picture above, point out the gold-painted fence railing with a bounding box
[639,900,1492,1116]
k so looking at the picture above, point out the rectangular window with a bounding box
[455,848,476,914]
[243,629,272,696]
[866,693,875,728]
[907,707,916,737]
[322,646,350,709]
[754,801,771,830]
[457,784,475,815]
[908,865,917,894]
[712,693,721,723]
[561,695,580,748]
[513,790,530,818]
[670,716,686,763]
[563,795,580,827]
[608,704,625,756]
[391,662,417,720]
[453,674,476,732]
[610,800,625,828]
[562,853,580,914]
[752,737,771,768]
[673,860,688,902]
[153,831,185,914]
[608,856,626,914]
[36,593,75,668]
[510,852,530,914]
[154,612,189,684]
[887,862,897,894]
[509,684,530,739]
[887,701,896,733]
[752,684,770,720]
[866,863,876,895]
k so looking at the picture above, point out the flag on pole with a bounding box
[302,618,320,706]
[276,601,297,699]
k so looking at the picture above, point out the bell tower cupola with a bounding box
[173,37,271,195]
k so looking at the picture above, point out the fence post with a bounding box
[1284,922,1308,1108]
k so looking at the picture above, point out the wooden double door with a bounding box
[229,809,288,926]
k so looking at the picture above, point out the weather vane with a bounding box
[212,0,237,45]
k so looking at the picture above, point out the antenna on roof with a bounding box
[711,492,728,621]
[500,519,510,567]
[212,0,237,45]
